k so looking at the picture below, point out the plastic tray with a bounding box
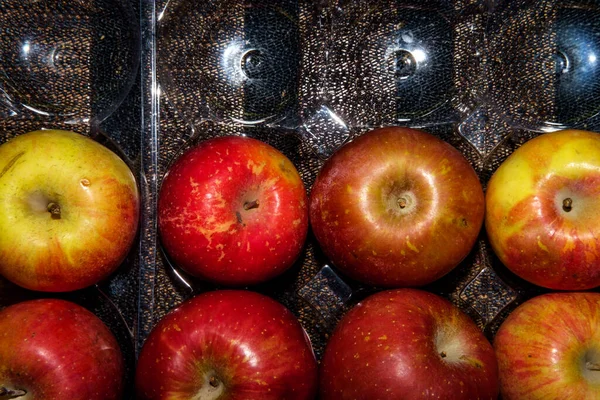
[3,0,600,397]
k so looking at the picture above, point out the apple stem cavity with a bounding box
[244,200,259,211]
[563,197,573,212]
[209,376,220,388]
[0,387,27,398]
[193,372,225,400]
[47,202,61,219]
[586,361,600,371]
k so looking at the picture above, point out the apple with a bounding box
[135,290,318,399]
[0,129,139,292]
[494,292,600,399]
[158,135,308,286]
[319,288,499,399]
[486,129,600,290]
[0,298,125,399]
[309,126,484,287]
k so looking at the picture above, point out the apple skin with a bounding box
[0,129,139,292]
[485,129,600,290]
[158,135,308,286]
[309,127,484,287]
[495,292,600,400]
[135,290,318,400]
[319,288,499,399]
[0,298,125,399]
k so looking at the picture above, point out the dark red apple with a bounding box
[320,288,499,399]
[158,135,308,286]
[135,290,318,400]
[0,298,124,399]
[310,127,484,287]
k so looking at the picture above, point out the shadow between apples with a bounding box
[157,232,315,304]
[157,231,336,360]
[300,228,529,345]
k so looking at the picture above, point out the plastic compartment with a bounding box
[486,0,600,132]
[0,0,141,397]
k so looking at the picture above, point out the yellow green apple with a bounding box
[486,129,600,290]
[0,129,139,292]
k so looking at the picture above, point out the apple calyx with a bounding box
[47,202,61,219]
[192,371,225,400]
[209,376,220,388]
[0,386,27,399]
[562,197,573,212]
[235,200,260,225]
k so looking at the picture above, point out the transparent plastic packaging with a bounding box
[3,0,600,397]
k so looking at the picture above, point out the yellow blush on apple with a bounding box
[0,130,139,292]
[486,129,600,290]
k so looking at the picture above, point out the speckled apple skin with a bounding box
[494,292,600,400]
[486,130,600,290]
[135,290,318,400]
[158,136,308,286]
[0,299,125,399]
[0,130,139,292]
[310,127,484,287]
[319,288,499,400]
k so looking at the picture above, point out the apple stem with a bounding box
[47,202,61,219]
[586,361,600,371]
[563,198,573,212]
[398,198,407,209]
[244,200,259,210]
[209,376,220,388]
[440,351,447,358]
[0,387,27,398]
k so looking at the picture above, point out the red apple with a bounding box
[158,135,308,286]
[486,129,600,290]
[309,127,484,287]
[135,290,318,399]
[319,288,499,399]
[0,298,125,399]
[494,292,600,399]
[0,129,139,292]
